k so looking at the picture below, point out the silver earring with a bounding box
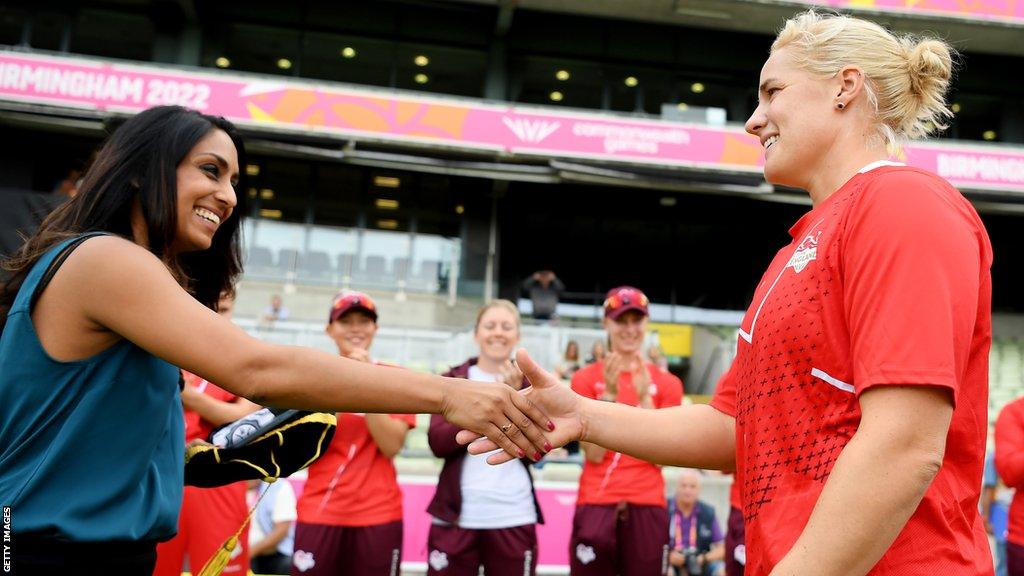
[837,102,845,110]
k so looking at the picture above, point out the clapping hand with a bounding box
[498,359,525,390]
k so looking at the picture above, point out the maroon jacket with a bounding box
[426,357,545,525]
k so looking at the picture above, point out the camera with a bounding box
[682,547,703,576]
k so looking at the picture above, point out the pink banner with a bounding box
[2,50,1022,193]
[785,0,1024,24]
[289,476,578,569]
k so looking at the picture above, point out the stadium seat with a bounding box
[277,248,300,276]
[410,259,441,292]
[245,246,276,277]
[393,257,411,280]
[337,253,355,278]
[298,250,333,282]
[353,255,391,288]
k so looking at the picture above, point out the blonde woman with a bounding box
[427,300,544,576]
[467,11,993,575]
[554,340,581,380]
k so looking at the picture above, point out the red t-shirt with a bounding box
[297,405,416,526]
[996,397,1024,545]
[182,371,238,443]
[572,360,683,506]
[711,166,992,575]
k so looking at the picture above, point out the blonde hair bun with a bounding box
[907,39,953,91]
[901,38,954,140]
[773,10,957,153]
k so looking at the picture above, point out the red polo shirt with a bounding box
[996,397,1024,546]
[711,166,992,575]
[572,361,683,506]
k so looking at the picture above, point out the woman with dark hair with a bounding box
[0,105,553,574]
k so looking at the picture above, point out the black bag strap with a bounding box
[30,232,109,314]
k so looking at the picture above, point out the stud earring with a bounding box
[837,102,845,110]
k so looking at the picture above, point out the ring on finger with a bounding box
[501,423,512,433]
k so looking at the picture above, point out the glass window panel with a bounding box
[0,8,27,46]
[31,12,67,50]
[252,220,306,252]
[302,32,394,88]
[309,226,357,258]
[313,165,362,228]
[256,159,311,223]
[946,93,1004,142]
[670,78,733,115]
[70,10,153,61]
[511,56,605,109]
[360,229,410,260]
[393,43,487,98]
[217,23,300,76]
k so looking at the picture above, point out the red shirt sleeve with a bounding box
[571,365,599,399]
[710,365,737,417]
[996,399,1024,488]
[654,369,683,408]
[843,170,987,403]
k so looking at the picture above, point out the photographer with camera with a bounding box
[667,470,724,576]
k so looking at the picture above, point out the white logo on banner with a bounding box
[293,550,316,572]
[576,544,597,565]
[429,550,450,571]
[502,117,561,143]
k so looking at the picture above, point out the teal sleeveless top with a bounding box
[0,233,183,541]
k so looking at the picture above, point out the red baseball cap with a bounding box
[603,286,649,320]
[329,290,378,323]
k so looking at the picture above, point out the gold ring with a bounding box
[501,423,512,433]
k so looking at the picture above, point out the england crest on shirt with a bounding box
[787,230,822,273]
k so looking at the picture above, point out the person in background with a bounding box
[647,345,669,372]
[248,478,297,575]
[984,449,1010,576]
[555,340,582,381]
[996,396,1024,575]
[291,290,416,575]
[154,292,261,576]
[569,286,684,576]
[427,299,545,576]
[52,166,83,198]
[262,294,289,325]
[667,470,725,576]
[586,340,607,366]
[722,472,745,576]
[522,270,564,321]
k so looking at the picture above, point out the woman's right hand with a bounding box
[457,348,586,464]
[439,374,554,461]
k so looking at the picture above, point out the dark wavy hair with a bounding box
[0,106,247,333]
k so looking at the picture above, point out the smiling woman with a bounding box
[460,10,993,576]
[425,299,546,576]
[0,106,554,574]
